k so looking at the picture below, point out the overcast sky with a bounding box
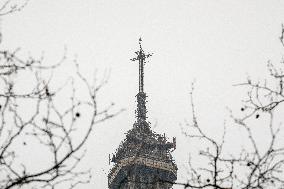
[3,0,284,188]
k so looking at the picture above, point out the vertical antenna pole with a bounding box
[139,50,144,92]
[138,38,144,93]
[130,38,152,121]
[131,38,152,93]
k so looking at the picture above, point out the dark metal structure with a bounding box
[108,39,177,189]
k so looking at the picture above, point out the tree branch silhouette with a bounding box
[177,27,284,189]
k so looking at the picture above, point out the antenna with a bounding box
[131,38,153,121]
[130,38,153,93]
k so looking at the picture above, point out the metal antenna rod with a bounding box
[131,38,152,93]
[130,38,153,121]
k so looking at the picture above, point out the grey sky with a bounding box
[3,0,284,188]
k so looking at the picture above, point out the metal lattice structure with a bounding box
[108,39,177,189]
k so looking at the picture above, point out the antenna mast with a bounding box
[130,38,152,93]
[130,38,152,121]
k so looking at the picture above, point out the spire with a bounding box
[130,38,152,121]
[108,41,177,189]
[131,38,152,93]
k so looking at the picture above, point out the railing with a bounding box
[108,156,177,186]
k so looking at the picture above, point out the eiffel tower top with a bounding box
[109,39,176,162]
[108,40,177,188]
